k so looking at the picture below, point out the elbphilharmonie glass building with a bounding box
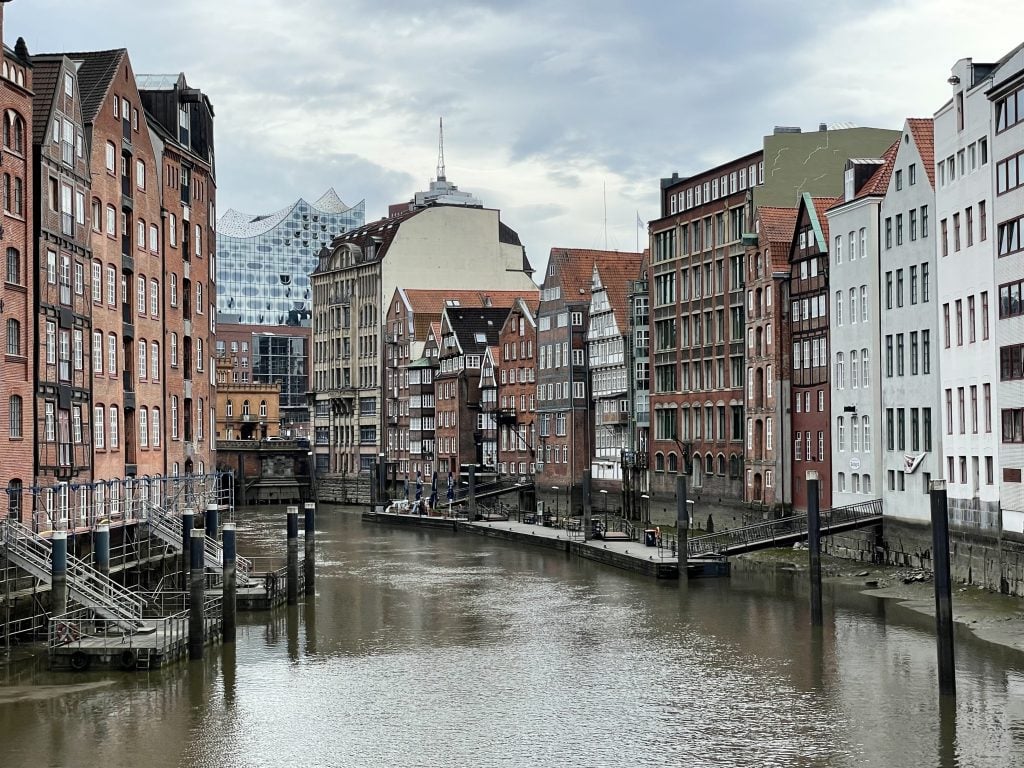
[216,189,365,326]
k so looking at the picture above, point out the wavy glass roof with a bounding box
[216,190,365,326]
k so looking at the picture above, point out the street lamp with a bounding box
[599,489,608,534]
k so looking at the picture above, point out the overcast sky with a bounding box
[7,0,1023,276]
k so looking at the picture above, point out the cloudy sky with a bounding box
[7,0,1023,275]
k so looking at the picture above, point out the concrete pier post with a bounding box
[286,505,299,606]
[222,522,237,644]
[807,471,823,627]
[205,503,219,540]
[303,501,316,596]
[582,470,592,542]
[188,528,205,660]
[676,476,689,583]
[929,479,956,697]
[94,523,110,580]
[468,465,477,519]
[51,530,68,618]
[181,507,195,589]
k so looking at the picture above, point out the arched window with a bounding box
[7,479,22,522]
[667,453,678,473]
[226,400,233,417]
[242,400,250,416]
[717,454,726,475]
[151,408,161,448]
[6,317,20,356]
[139,406,149,447]
[654,452,665,472]
[729,454,741,478]
[837,416,845,451]
[705,453,714,474]
[6,247,19,284]
[259,400,267,418]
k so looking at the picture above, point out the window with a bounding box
[171,396,179,440]
[139,340,147,381]
[5,318,19,356]
[150,278,159,316]
[170,332,178,367]
[94,406,104,449]
[8,395,21,438]
[136,159,145,190]
[109,406,119,448]
[169,213,177,247]
[151,341,159,380]
[139,407,148,448]
[107,332,117,374]
[105,141,115,173]
[152,408,161,447]
[92,331,102,373]
[5,247,19,284]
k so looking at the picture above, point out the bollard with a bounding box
[468,465,477,519]
[94,523,110,579]
[304,501,316,596]
[205,503,219,540]
[181,507,195,590]
[929,479,956,697]
[188,528,205,660]
[807,470,823,627]
[286,505,299,606]
[222,522,237,644]
[677,476,689,583]
[582,470,592,543]
[51,530,68,618]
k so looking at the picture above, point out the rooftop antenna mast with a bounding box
[437,117,446,182]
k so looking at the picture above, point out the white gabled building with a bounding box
[826,148,896,508]
[935,57,1000,529]
[879,120,942,523]
[990,44,1024,534]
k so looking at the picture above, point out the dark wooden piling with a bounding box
[205,503,219,540]
[286,505,299,606]
[807,470,823,627]
[929,479,956,697]
[303,502,316,596]
[222,522,237,643]
[94,523,110,579]
[51,530,68,617]
[676,475,689,583]
[582,470,592,542]
[188,528,205,660]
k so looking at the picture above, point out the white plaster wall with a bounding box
[880,127,943,524]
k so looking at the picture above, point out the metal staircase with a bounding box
[143,500,252,586]
[1,518,145,631]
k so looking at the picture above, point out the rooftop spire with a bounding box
[437,117,446,182]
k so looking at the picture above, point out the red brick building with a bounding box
[648,154,761,506]
[1,9,34,518]
[788,194,838,511]
[495,298,537,478]
[743,206,797,510]
[139,72,217,478]
[536,248,642,512]
[29,54,94,508]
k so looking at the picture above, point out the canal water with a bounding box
[2,505,1024,767]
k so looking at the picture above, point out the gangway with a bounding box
[686,499,883,558]
[143,500,253,586]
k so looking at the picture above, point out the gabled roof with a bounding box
[29,56,64,146]
[906,118,936,188]
[60,49,125,123]
[593,252,645,330]
[855,139,900,198]
[757,206,799,271]
[545,248,644,305]
[398,287,538,340]
[443,307,512,356]
[810,195,840,245]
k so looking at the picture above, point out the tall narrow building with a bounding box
[1,11,34,519]
[29,54,93,509]
[139,72,218,478]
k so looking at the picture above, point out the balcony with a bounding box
[595,410,629,426]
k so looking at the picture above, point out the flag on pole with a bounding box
[636,211,644,229]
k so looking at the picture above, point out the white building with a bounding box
[826,150,895,507]
[879,120,943,523]
[935,57,1000,528]
[990,45,1024,534]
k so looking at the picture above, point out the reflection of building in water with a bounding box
[216,190,364,327]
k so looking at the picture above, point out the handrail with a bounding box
[687,499,883,557]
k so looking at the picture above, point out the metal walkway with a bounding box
[144,500,253,586]
[0,518,145,631]
[686,499,883,558]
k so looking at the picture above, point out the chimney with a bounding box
[819,123,828,132]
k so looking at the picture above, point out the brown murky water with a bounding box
[2,505,1023,767]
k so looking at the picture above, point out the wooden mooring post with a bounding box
[188,528,205,660]
[929,479,956,698]
[676,476,688,583]
[807,470,823,627]
[286,506,299,606]
[222,522,237,643]
[304,502,316,596]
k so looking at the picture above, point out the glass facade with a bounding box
[251,332,309,423]
[216,189,364,326]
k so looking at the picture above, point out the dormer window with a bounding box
[844,168,855,201]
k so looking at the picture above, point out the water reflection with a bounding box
[0,505,1022,767]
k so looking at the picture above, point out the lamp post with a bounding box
[599,489,608,533]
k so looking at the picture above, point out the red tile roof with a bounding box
[757,207,799,271]
[544,248,641,302]
[906,118,935,188]
[400,288,539,339]
[811,196,841,244]
[594,252,646,328]
[855,139,901,198]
